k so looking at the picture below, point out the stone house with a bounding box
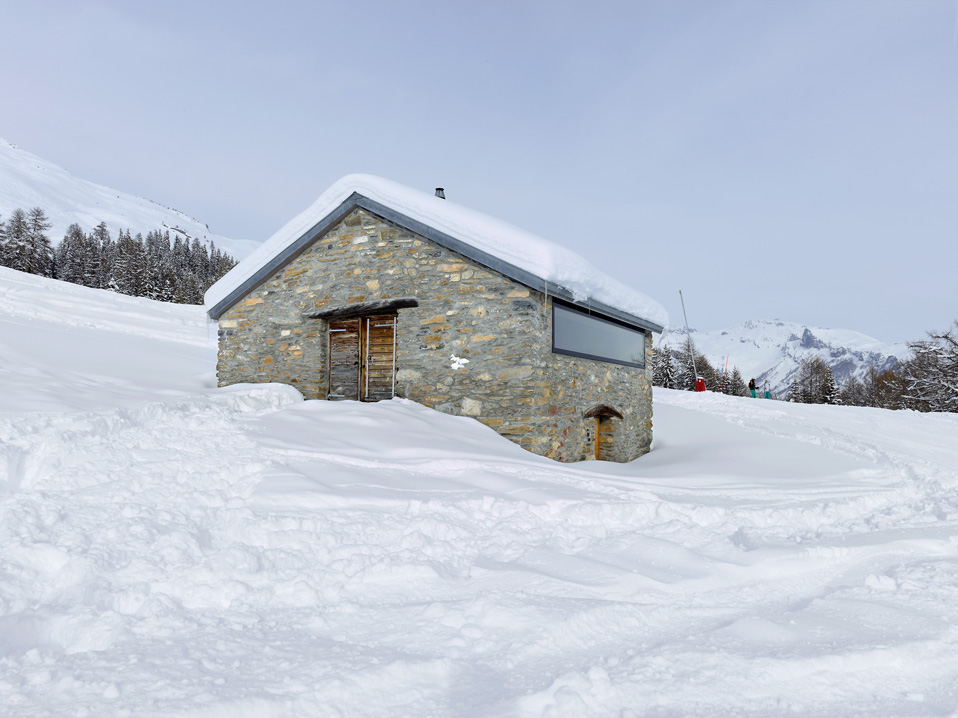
[205,175,667,462]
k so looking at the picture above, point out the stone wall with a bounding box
[216,208,653,462]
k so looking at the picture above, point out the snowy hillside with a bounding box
[661,319,908,395]
[0,138,257,259]
[2,267,958,717]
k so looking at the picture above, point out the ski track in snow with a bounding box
[1,271,958,717]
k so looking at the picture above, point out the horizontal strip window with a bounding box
[552,301,646,368]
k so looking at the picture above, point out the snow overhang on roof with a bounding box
[204,174,668,333]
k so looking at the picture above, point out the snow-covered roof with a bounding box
[204,174,668,331]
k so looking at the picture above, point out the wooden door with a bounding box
[327,314,397,402]
[328,318,361,400]
[363,314,397,402]
[597,417,614,461]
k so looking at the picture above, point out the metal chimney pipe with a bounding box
[435,188,445,199]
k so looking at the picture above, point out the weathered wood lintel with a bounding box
[583,404,623,420]
[306,297,419,321]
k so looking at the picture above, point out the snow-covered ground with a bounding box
[2,266,957,717]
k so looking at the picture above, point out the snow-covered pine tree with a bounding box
[863,366,905,409]
[695,353,718,391]
[26,207,55,277]
[133,233,150,297]
[113,229,137,295]
[787,378,803,403]
[660,345,677,389]
[652,346,670,387]
[210,242,236,281]
[56,224,87,284]
[904,321,958,413]
[2,209,31,272]
[821,364,838,404]
[680,344,697,391]
[729,367,747,397]
[839,376,867,406]
[189,238,209,282]
[173,272,202,304]
[144,229,167,299]
[651,347,664,386]
[0,214,7,267]
[171,235,187,276]
[789,356,835,404]
[91,222,113,289]
[155,258,178,302]
[81,231,98,285]
[719,364,731,394]
[674,337,717,391]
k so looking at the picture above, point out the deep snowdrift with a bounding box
[2,267,957,717]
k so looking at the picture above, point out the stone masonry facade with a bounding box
[216,208,653,462]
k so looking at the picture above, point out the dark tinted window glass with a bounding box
[553,303,646,367]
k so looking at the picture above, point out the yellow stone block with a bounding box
[499,425,532,435]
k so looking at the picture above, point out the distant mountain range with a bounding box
[659,319,909,396]
[0,138,257,259]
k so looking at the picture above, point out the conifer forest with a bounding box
[0,206,236,304]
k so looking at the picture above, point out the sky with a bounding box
[1,0,955,344]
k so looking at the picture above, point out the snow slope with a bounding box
[2,268,958,717]
[0,138,257,260]
[661,319,908,395]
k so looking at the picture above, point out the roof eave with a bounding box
[206,193,665,334]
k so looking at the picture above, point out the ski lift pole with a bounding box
[679,290,704,392]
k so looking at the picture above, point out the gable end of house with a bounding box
[207,193,663,335]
